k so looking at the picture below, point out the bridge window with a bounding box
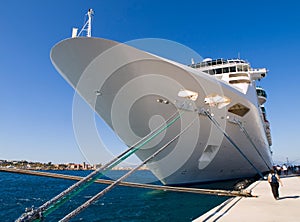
[207,70,215,75]
[237,65,243,72]
[222,67,229,73]
[243,65,249,72]
[215,68,222,74]
[216,59,223,64]
[230,66,236,72]
[256,89,267,98]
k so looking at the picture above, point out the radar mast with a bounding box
[72,9,94,38]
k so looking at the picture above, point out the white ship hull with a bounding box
[51,37,273,185]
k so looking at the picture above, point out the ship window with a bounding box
[212,60,217,66]
[230,66,236,72]
[228,103,250,117]
[215,68,222,74]
[204,70,213,74]
[208,69,215,75]
[222,67,229,73]
[217,59,223,64]
[256,89,267,98]
[204,70,212,75]
[237,65,243,72]
[243,65,249,71]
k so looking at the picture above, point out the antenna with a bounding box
[73,9,94,38]
[86,9,94,37]
[191,58,195,65]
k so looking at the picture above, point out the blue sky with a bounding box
[1,0,300,165]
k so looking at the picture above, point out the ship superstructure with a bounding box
[190,58,272,147]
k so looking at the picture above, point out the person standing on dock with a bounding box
[267,169,283,200]
[282,164,288,176]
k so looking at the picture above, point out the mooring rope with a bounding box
[42,111,183,219]
[234,120,271,170]
[59,114,198,221]
[1,167,252,198]
[201,109,264,179]
[16,110,183,222]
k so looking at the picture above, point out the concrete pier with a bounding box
[194,176,300,222]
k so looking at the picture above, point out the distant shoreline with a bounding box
[0,160,148,171]
[0,167,149,171]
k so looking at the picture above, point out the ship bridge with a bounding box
[189,58,268,93]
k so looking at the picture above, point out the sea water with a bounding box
[0,170,231,221]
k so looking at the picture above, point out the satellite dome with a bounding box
[202,58,212,62]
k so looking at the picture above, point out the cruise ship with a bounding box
[50,10,273,185]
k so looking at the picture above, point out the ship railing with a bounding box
[189,58,248,69]
[250,68,267,73]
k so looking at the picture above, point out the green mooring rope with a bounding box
[35,111,183,221]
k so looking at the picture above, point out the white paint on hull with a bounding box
[50,37,272,185]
